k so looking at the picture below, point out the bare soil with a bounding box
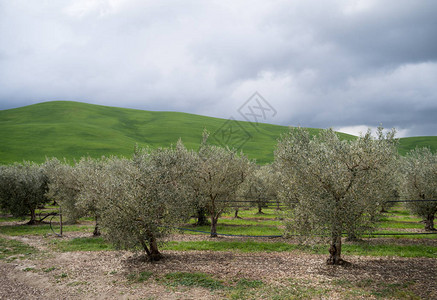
[1,232,436,299]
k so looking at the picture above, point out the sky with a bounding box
[0,0,436,137]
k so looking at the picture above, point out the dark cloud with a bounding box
[0,0,436,137]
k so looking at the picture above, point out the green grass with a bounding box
[0,237,38,261]
[163,240,437,258]
[126,271,153,283]
[397,136,437,155]
[181,224,282,236]
[160,272,226,290]
[222,208,283,219]
[331,279,419,299]
[0,101,434,165]
[0,224,92,236]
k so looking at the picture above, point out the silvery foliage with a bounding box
[275,127,397,248]
[74,156,109,235]
[194,131,251,236]
[44,158,82,224]
[0,162,49,223]
[45,157,104,232]
[237,164,278,213]
[96,141,196,253]
[401,147,437,230]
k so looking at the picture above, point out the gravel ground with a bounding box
[1,232,436,299]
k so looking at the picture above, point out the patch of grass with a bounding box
[0,216,26,223]
[23,267,35,272]
[163,240,437,258]
[223,208,283,219]
[43,266,56,273]
[335,279,420,299]
[181,224,282,236]
[0,224,92,236]
[126,271,153,283]
[378,221,424,229]
[163,240,299,252]
[0,237,38,261]
[235,278,264,289]
[50,237,113,252]
[160,272,225,290]
[216,218,281,227]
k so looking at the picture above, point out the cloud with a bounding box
[0,0,436,137]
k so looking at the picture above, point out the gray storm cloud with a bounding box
[0,0,436,137]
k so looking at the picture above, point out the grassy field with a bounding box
[397,136,437,155]
[2,101,435,165]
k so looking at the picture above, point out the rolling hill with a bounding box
[0,101,435,164]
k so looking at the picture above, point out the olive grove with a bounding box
[401,147,437,231]
[275,127,398,265]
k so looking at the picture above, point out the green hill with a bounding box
[0,101,434,164]
[397,136,437,155]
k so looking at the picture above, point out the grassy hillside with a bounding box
[397,136,437,155]
[0,101,434,164]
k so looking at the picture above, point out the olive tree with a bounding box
[44,158,82,224]
[238,164,277,214]
[98,143,195,261]
[74,157,108,236]
[45,157,104,235]
[275,127,397,265]
[0,162,50,224]
[401,148,437,231]
[194,131,251,237]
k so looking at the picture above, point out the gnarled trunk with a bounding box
[234,208,241,219]
[425,214,436,231]
[93,215,101,236]
[141,232,163,262]
[196,207,209,226]
[148,237,163,261]
[210,215,218,237]
[327,235,347,265]
[27,208,37,225]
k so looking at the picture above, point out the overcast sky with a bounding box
[1,0,436,137]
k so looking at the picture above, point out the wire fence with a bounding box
[178,198,437,238]
[46,199,437,238]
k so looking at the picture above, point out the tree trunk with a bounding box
[27,208,37,225]
[148,237,163,261]
[257,204,264,214]
[196,207,209,226]
[93,215,101,236]
[233,209,241,219]
[327,235,347,265]
[210,215,218,237]
[141,233,163,262]
[425,214,436,231]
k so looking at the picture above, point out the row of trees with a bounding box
[0,128,436,264]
